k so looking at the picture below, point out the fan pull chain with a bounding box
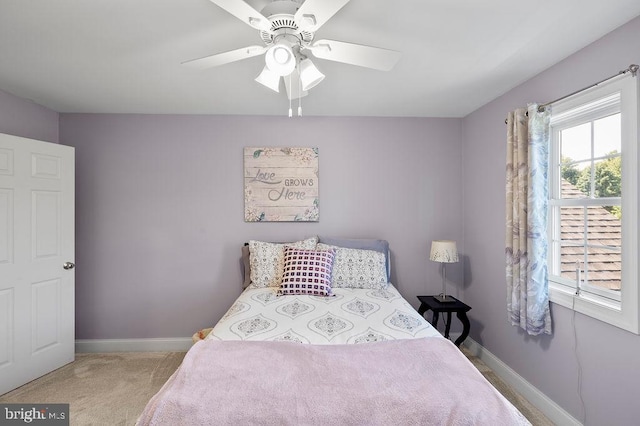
[288,72,293,118]
[298,71,302,117]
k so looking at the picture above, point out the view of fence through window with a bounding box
[558,113,622,291]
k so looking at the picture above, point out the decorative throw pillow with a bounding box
[279,247,335,296]
[318,237,391,282]
[249,237,318,288]
[316,243,388,289]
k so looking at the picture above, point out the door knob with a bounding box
[63,262,75,270]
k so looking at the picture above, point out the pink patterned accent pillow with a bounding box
[279,247,336,297]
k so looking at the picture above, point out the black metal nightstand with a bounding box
[417,295,471,347]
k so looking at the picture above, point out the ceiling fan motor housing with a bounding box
[259,1,314,46]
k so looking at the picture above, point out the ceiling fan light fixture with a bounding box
[265,43,296,76]
[299,58,325,91]
[255,66,280,92]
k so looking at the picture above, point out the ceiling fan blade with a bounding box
[208,0,272,32]
[294,0,351,32]
[308,39,401,71]
[284,68,308,100]
[182,46,266,70]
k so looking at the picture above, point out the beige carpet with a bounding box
[461,347,554,426]
[0,352,185,425]
[1,349,553,425]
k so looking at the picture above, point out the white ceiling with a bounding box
[1,0,639,117]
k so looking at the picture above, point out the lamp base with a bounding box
[435,294,456,303]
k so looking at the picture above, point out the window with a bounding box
[548,74,639,333]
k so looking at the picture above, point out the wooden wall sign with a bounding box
[244,147,319,222]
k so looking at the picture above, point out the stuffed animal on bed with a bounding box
[192,328,213,343]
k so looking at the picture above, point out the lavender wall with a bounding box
[59,114,463,341]
[462,16,640,424]
[0,89,59,143]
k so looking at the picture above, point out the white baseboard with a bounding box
[75,337,193,353]
[461,336,581,426]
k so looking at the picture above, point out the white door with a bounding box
[0,133,75,395]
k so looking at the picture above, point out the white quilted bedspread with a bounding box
[206,284,442,344]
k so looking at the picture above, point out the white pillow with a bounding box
[249,237,318,288]
[316,243,388,289]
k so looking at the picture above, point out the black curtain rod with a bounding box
[504,64,639,124]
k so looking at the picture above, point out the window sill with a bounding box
[549,283,638,334]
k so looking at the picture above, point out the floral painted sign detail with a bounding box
[244,147,319,222]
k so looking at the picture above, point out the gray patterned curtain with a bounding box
[505,104,552,335]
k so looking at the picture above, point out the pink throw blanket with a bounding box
[137,338,530,425]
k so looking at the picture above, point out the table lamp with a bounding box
[430,240,459,303]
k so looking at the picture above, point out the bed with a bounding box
[137,237,530,425]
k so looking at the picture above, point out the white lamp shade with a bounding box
[255,66,280,92]
[265,43,296,76]
[299,58,325,91]
[429,240,459,263]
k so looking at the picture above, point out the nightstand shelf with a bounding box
[417,295,471,347]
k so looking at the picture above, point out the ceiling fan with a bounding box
[184,0,401,100]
